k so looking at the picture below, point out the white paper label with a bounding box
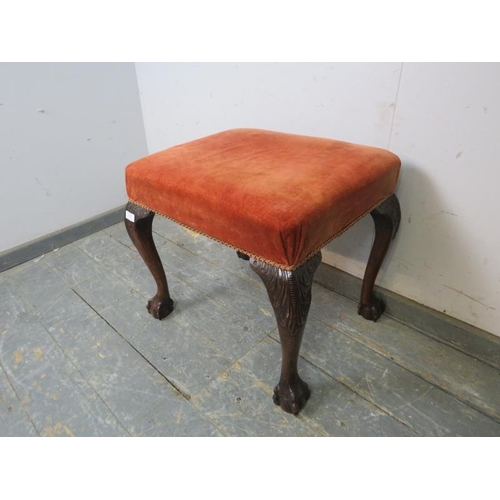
[125,210,135,222]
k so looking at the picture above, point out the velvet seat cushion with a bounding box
[126,129,401,270]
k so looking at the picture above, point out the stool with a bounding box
[124,129,401,415]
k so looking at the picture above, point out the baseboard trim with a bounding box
[0,205,125,273]
[314,262,500,370]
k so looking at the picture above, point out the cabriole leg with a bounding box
[358,194,401,321]
[250,253,322,415]
[124,202,174,320]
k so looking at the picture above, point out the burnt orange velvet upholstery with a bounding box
[126,129,401,270]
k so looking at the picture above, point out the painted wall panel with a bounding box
[135,62,402,152]
[0,63,148,253]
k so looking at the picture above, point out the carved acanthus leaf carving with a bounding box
[250,253,322,336]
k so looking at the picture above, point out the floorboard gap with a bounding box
[267,335,422,436]
[39,321,132,437]
[0,362,41,436]
[324,284,500,371]
[71,288,192,402]
[311,314,500,425]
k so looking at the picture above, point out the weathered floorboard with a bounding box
[74,272,235,397]
[2,222,500,436]
[309,284,500,422]
[275,317,500,436]
[0,321,127,436]
[39,289,221,436]
[0,364,38,436]
[194,337,415,437]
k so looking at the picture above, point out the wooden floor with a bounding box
[1,217,500,437]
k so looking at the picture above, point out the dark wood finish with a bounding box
[124,202,174,319]
[250,252,322,414]
[236,251,250,261]
[358,194,401,321]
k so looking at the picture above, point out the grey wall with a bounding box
[0,63,148,253]
[135,62,500,336]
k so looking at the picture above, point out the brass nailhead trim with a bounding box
[127,194,392,271]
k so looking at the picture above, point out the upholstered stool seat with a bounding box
[126,129,400,270]
[124,128,401,415]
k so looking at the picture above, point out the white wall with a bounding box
[137,63,500,336]
[136,63,400,151]
[0,63,148,253]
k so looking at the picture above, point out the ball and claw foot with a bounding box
[358,296,385,322]
[147,295,174,320]
[272,378,311,415]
